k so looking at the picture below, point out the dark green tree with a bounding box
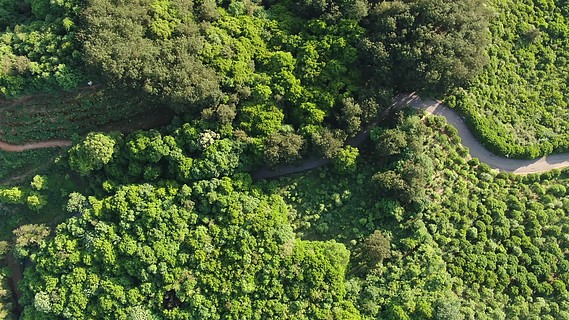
[365,0,491,94]
[263,132,306,166]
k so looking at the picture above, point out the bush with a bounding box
[332,146,359,173]
[0,187,24,204]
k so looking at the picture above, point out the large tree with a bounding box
[68,132,120,175]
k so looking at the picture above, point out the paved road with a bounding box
[255,93,569,179]
[398,93,569,174]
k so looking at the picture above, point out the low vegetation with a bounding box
[0,87,162,144]
[448,0,569,158]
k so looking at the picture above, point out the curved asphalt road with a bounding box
[255,93,569,179]
[398,93,569,174]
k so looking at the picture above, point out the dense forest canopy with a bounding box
[4,0,569,319]
[1,0,491,135]
[364,0,491,93]
[267,113,569,319]
[0,0,84,95]
[20,180,358,319]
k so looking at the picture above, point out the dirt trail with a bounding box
[0,109,174,153]
[0,140,72,152]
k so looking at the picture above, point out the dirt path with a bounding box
[0,140,71,152]
[397,93,569,174]
[0,108,174,153]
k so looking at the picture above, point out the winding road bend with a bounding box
[397,93,569,174]
[255,93,569,179]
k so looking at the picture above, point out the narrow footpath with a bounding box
[0,140,71,152]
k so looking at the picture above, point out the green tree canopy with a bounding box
[364,0,491,94]
[68,132,121,175]
[20,179,358,319]
[81,0,222,109]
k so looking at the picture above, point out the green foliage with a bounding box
[20,180,357,319]
[371,127,407,156]
[5,2,569,320]
[12,223,50,259]
[79,0,371,156]
[357,230,391,270]
[239,104,284,136]
[406,114,569,318]
[0,0,84,96]
[447,0,569,157]
[0,187,24,204]
[364,0,491,94]
[263,132,306,166]
[292,0,369,20]
[266,112,569,319]
[332,145,359,173]
[0,268,14,320]
[94,121,260,185]
[340,97,363,136]
[30,175,46,191]
[82,0,222,108]
[0,87,163,144]
[311,128,347,159]
[26,192,47,211]
[371,115,433,207]
[0,149,58,184]
[68,132,121,175]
